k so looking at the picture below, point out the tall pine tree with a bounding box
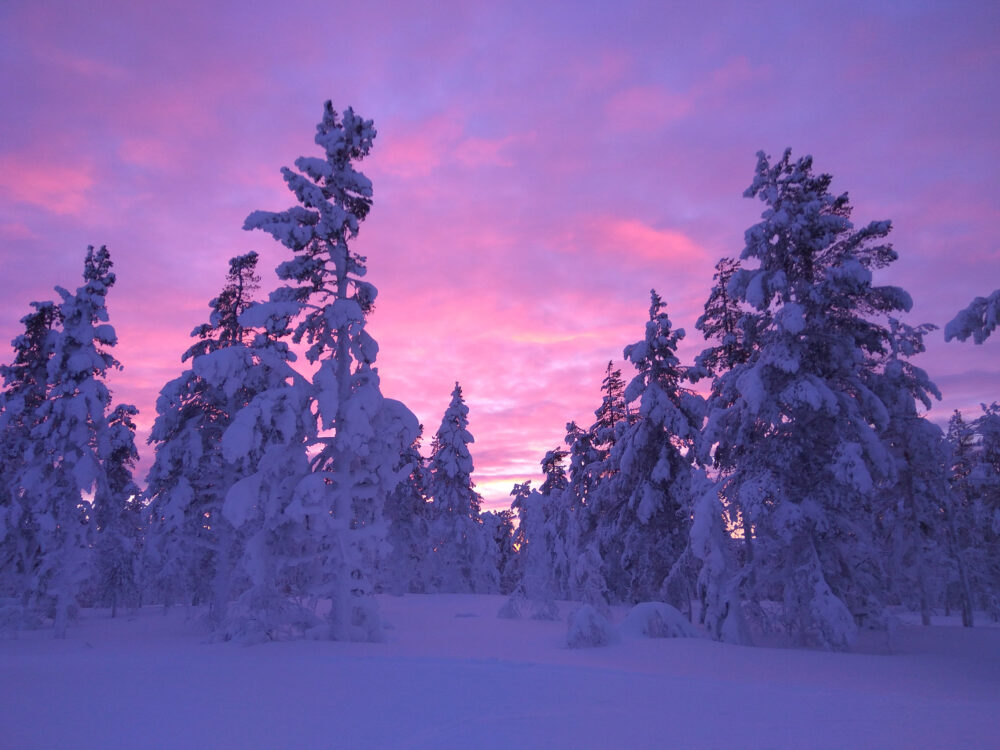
[28,247,120,636]
[604,291,705,607]
[0,301,60,624]
[702,150,915,649]
[428,383,495,593]
[144,252,276,627]
[234,101,418,641]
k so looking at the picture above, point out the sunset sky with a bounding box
[1,1,998,508]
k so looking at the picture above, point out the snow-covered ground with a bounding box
[2,594,998,749]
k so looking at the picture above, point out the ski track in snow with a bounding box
[2,594,998,750]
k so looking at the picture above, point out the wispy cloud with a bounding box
[1,0,998,507]
[0,155,95,216]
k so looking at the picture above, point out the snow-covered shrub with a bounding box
[497,596,522,619]
[620,602,700,639]
[0,600,37,633]
[531,600,560,621]
[566,604,617,648]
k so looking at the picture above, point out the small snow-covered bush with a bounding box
[0,601,27,634]
[566,604,617,648]
[497,596,522,619]
[531,600,560,621]
[620,602,700,639]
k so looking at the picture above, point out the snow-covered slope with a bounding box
[2,594,998,749]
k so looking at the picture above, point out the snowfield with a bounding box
[2,594,998,749]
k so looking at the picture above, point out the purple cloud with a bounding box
[1,0,997,507]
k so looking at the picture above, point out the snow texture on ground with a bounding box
[2,594,998,749]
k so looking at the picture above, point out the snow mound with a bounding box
[566,604,617,648]
[620,602,700,639]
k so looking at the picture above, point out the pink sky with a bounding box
[1,1,998,508]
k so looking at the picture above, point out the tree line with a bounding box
[1,102,997,648]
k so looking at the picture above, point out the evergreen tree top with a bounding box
[244,102,380,365]
[1,301,59,396]
[245,103,375,255]
[740,150,903,313]
[695,258,750,377]
[509,480,532,512]
[540,446,568,495]
[727,150,912,378]
[430,382,480,514]
[594,361,627,441]
[82,244,116,290]
[431,383,475,477]
[185,251,262,361]
[624,289,686,402]
[50,246,120,384]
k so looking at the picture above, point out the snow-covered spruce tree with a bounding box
[942,284,1000,616]
[945,410,979,625]
[689,482,751,644]
[691,257,759,642]
[427,383,495,593]
[871,320,953,625]
[604,291,706,608]
[31,246,120,637]
[379,432,431,595]
[0,301,60,622]
[565,421,603,502]
[945,289,1000,345]
[544,365,630,590]
[552,446,596,612]
[569,366,637,605]
[216,355,314,642]
[502,481,561,619]
[144,252,267,625]
[91,403,143,617]
[499,482,530,617]
[947,404,1000,621]
[482,508,518,595]
[538,446,583,601]
[560,420,609,607]
[972,404,1000,618]
[505,437,606,615]
[239,101,418,641]
[702,150,915,649]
